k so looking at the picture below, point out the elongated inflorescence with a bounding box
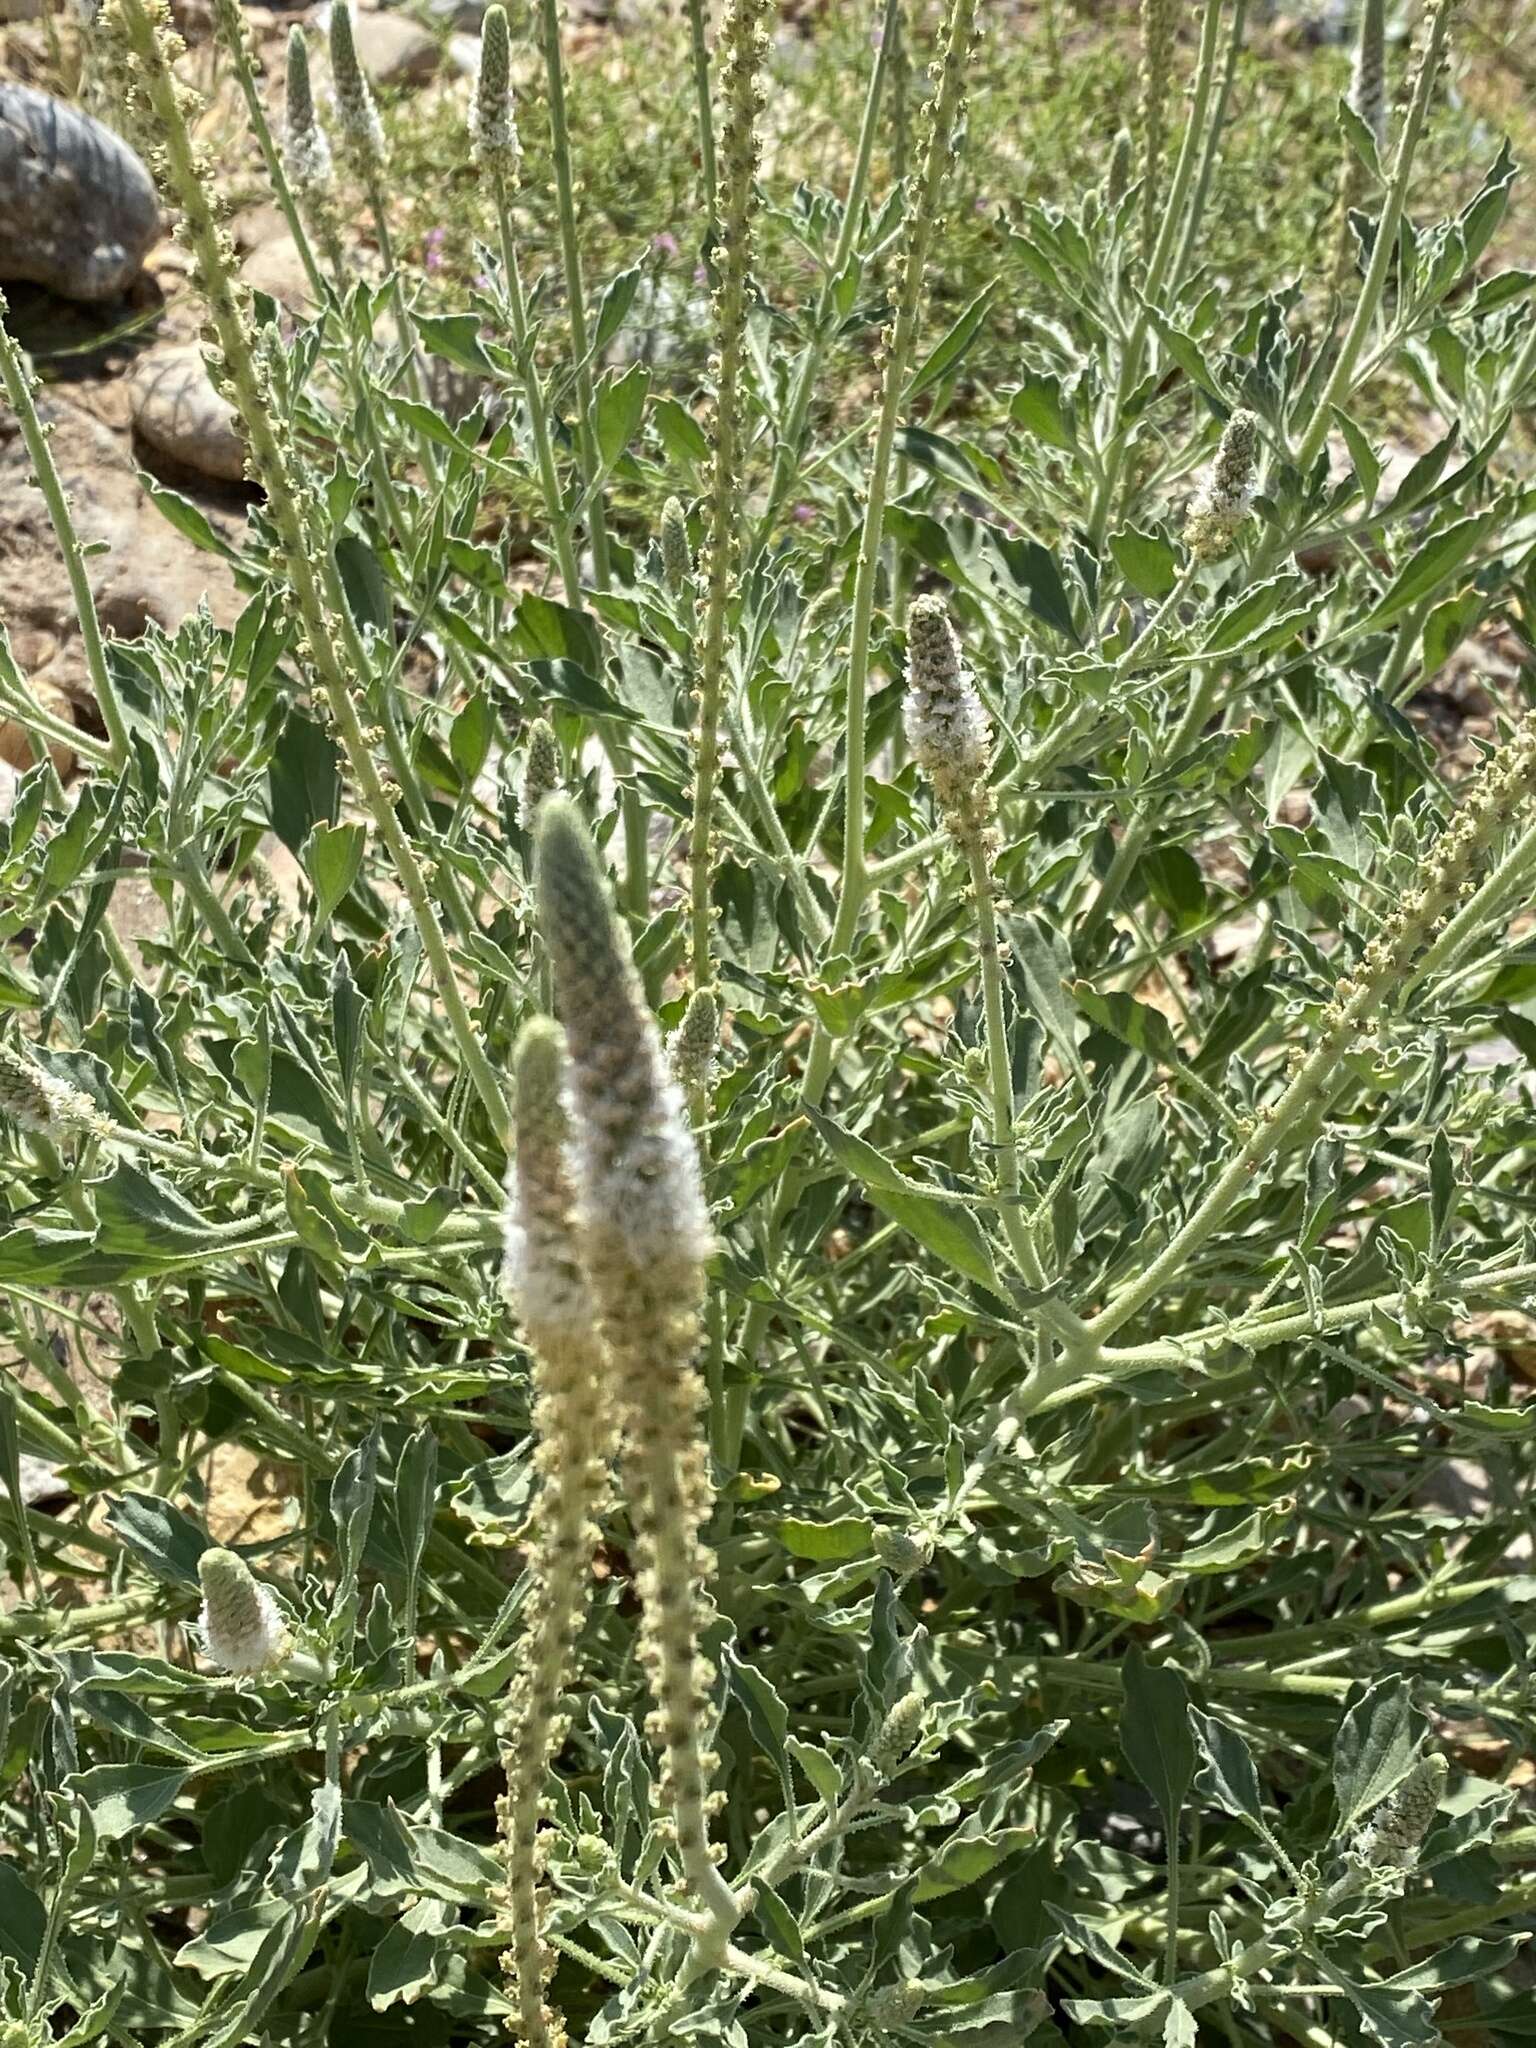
[497,1020,615,2048]
[669,986,720,1098]
[1357,1755,1447,1869]
[1353,0,1388,146]
[197,1548,288,1674]
[521,718,561,825]
[534,800,736,1941]
[1183,408,1259,561]
[329,2,386,172]
[904,595,993,845]
[283,27,332,196]
[660,495,693,594]
[472,4,519,171]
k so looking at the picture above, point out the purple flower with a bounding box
[653,230,679,258]
[424,224,447,272]
[793,502,815,525]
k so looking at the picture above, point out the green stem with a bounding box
[755,0,898,549]
[688,0,769,985]
[537,0,609,592]
[1292,0,1456,474]
[967,834,1042,1289]
[113,0,508,1135]
[0,297,131,767]
[493,175,582,602]
[1169,0,1248,290]
[684,0,718,242]
[1086,0,1227,548]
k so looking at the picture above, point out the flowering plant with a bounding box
[0,0,1534,2043]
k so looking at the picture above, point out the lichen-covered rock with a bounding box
[0,86,160,302]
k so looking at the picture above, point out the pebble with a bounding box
[130,345,248,485]
[0,85,160,302]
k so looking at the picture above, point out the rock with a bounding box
[130,345,247,484]
[242,233,316,314]
[0,0,44,21]
[351,10,440,85]
[0,397,240,726]
[232,200,293,257]
[425,0,485,27]
[0,671,76,778]
[18,1453,69,1507]
[447,30,481,78]
[0,86,160,302]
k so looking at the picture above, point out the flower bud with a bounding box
[1106,125,1134,209]
[660,496,693,593]
[329,2,386,172]
[283,28,333,195]
[521,718,561,824]
[197,1547,289,1674]
[669,987,719,1096]
[904,595,992,842]
[535,799,711,1311]
[471,4,519,172]
[1183,408,1260,561]
[0,1042,107,1142]
[869,1688,926,1776]
[1361,1754,1447,1869]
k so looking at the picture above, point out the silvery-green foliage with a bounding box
[0,0,1535,2044]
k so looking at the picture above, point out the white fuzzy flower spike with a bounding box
[197,1548,289,1674]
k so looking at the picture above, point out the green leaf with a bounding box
[1009,372,1076,450]
[594,362,650,470]
[104,1493,210,1585]
[138,476,236,559]
[511,591,604,675]
[414,311,494,377]
[1190,1707,1267,1832]
[909,281,1001,401]
[1333,1676,1424,1833]
[1120,1648,1194,1831]
[776,1515,874,1562]
[302,820,366,930]
[1109,525,1179,601]
[786,1737,841,1807]
[805,1109,1000,1293]
[334,533,392,635]
[450,690,495,784]
[70,1763,187,1841]
[1362,512,1494,629]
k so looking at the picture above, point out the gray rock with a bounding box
[130,345,248,484]
[0,86,160,302]
[18,1453,69,1507]
[351,10,440,85]
[425,0,486,29]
